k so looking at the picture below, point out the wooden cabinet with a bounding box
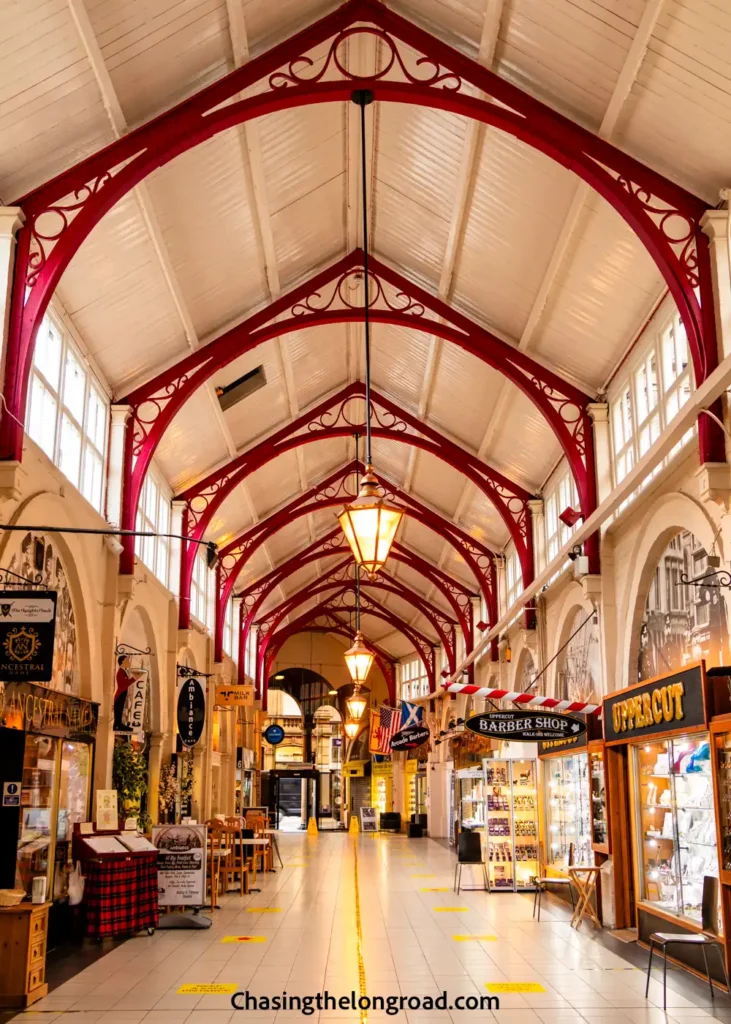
[0,902,50,1007]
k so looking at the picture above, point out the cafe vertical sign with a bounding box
[176,667,206,748]
[0,590,57,683]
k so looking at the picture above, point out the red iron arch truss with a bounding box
[177,380,531,627]
[263,609,397,706]
[214,459,497,660]
[254,559,457,681]
[1,0,723,560]
[236,526,476,682]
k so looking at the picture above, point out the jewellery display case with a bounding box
[484,758,538,892]
[456,767,485,832]
[632,733,716,924]
[543,749,593,868]
[589,744,609,853]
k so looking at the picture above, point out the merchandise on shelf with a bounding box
[633,733,717,924]
[544,751,593,868]
[484,758,538,892]
[590,748,608,848]
[457,768,485,830]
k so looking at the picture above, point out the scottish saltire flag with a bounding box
[400,701,423,730]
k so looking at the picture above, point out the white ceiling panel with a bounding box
[532,192,663,388]
[617,0,731,200]
[485,389,561,491]
[244,450,302,520]
[399,517,449,568]
[409,452,465,521]
[283,324,349,411]
[450,132,577,341]
[425,344,504,451]
[264,517,314,567]
[370,437,410,488]
[301,437,350,484]
[144,131,268,338]
[151,389,228,494]
[0,0,113,201]
[205,486,255,546]
[271,173,346,287]
[370,323,433,411]
[495,0,643,126]
[460,486,511,551]
[86,0,231,125]
[57,192,186,393]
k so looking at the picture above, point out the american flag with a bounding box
[369,704,400,754]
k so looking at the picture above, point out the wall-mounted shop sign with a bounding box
[467,709,587,743]
[537,730,588,756]
[342,760,366,777]
[176,672,206,748]
[390,726,430,751]
[263,723,285,745]
[604,664,706,744]
[0,679,98,738]
[0,591,57,683]
[215,683,254,707]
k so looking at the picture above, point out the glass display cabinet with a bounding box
[457,768,485,831]
[632,733,717,924]
[713,723,731,877]
[543,750,593,868]
[589,745,609,852]
[485,758,538,892]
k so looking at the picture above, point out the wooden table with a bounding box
[568,867,601,929]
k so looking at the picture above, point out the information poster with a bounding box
[360,807,378,832]
[96,789,118,829]
[152,823,206,907]
[0,591,57,683]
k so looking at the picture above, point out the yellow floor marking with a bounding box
[411,874,435,878]
[486,983,545,993]
[434,906,468,912]
[420,887,449,892]
[245,907,281,913]
[453,935,497,942]
[352,836,368,1024]
[221,936,266,943]
[178,984,238,994]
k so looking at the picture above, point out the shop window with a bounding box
[609,308,694,503]
[135,465,172,590]
[637,530,729,681]
[25,312,109,514]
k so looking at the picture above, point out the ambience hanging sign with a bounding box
[0,591,57,683]
[176,671,206,748]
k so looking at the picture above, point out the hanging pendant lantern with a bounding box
[343,632,374,698]
[344,719,360,740]
[338,466,403,580]
[338,88,403,575]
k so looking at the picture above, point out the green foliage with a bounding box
[112,740,148,815]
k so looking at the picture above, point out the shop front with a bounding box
[539,730,594,872]
[485,756,538,892]
[604,662,731,981]
[0,680,98,945]
[405,757,427,829]
[371,760,393,817]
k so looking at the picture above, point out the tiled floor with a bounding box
[15,834,731,1024]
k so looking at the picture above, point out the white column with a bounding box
[701,207,731,361]
[588,402,612,505]
[107,405,131,528]
[527,498,545,575]
[0,208,24,385]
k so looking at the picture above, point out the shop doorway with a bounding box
[269,770,320,831]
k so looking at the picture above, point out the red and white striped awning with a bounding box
[442,682,602,716]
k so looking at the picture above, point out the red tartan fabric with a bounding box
[82,854,159,938]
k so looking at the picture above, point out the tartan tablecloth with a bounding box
[82,854,159,938]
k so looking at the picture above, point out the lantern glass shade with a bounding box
[338,467,403,579]
[343,632,374,689]
[345,689,368,722]
[344,719,360,739]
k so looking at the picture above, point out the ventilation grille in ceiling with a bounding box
[215,365,267,411]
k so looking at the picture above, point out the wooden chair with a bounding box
[532,842,576,922]
[206,823,226,912]
[218,822,248,897]
[245,814,271,872]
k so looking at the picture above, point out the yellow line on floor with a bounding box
[352,835,368,1024]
